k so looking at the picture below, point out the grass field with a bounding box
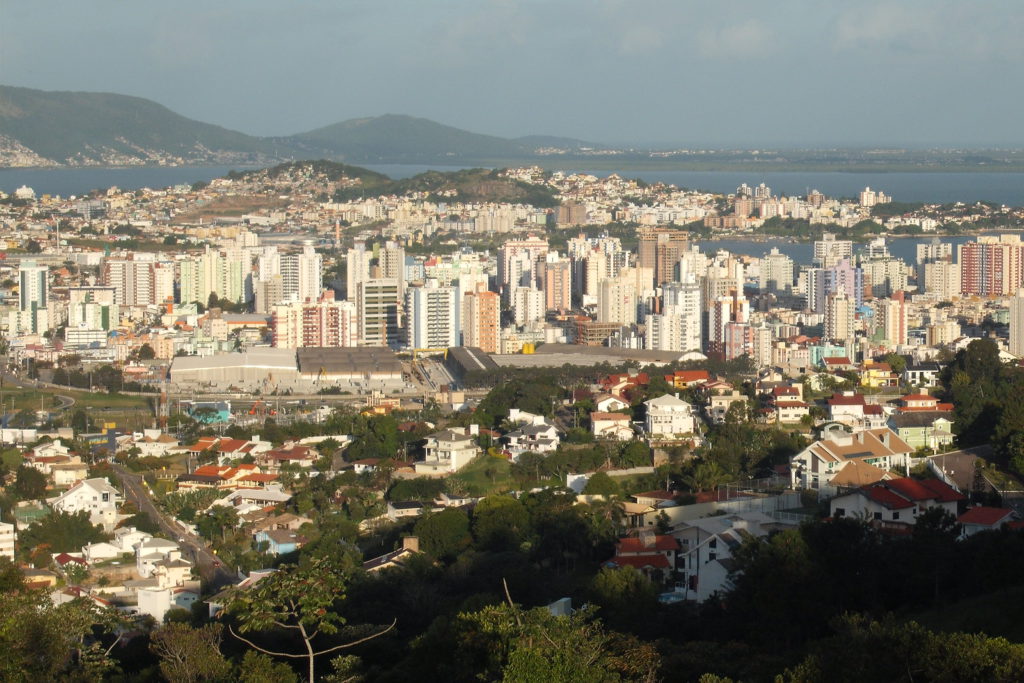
[3,386,154,430]
[453,455,515,496]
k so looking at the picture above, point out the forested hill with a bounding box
[0,85,596,167]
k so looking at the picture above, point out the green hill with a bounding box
[0,85,282,166]
[293,114,526,162]
[0,85,599,167]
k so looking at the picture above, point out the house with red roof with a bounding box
[600,372,650,400]
[257,444,317,472]
[897,393,953,413]
[664,370,710,390]
[827,392,886,429]
[606,531,680,581]
[958,506,1017,538]
[829,477,964,529]
[821,356,855,372]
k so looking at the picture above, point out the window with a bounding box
[102,493,109,503]
[835,508,845,517]
[874,512,882,521]
[709,538,717,549]
[893,511,900,520]
[708,552,717,561]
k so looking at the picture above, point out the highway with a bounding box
[113,464,235,592]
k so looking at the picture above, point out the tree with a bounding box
[582,471,621,497]
[14,464,47,500]
[197,505,239,543]
[238,651,299,683]
[150,622,233,683]
[472,495,531,551]
[9,409,37,429]
[19,510,108,554]
[225,556,395,682]
[70,409,91,433]
[25,239,41,254]
[883,352,906,376]
[137,343,156,360]
[414,508,472,561]
[0,591,125,681]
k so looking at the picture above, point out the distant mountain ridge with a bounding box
[0,85,597,167]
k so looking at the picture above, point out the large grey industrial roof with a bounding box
[171,348,298,371]
[296,347,403,373]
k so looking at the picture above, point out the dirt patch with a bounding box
[171,195,290,224]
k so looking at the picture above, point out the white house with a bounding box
[133,430,181,458]
[136,538,193,588]
[673,513,787,603]
[707,390,747,424]
[958,506,1017,538]
[829,477,964,527]
[0,521,14,561]
[790,428,913,490]
[593,394,630,413]
[48,478,123,532]
[504,422,561,460]
[644,394,696,438]
[137,586,200,621]
[82,526,152,564]
[590,412,635,441]
[50,459,90,487]
[416,427,480,474]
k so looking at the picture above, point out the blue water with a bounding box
[0,165,257,198]
[3,164,1024,206]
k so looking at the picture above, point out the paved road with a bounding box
[113,464,235,592]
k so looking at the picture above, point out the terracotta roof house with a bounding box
[958,506,1017,538]
[791,428,913,490]
[829,477,964,530]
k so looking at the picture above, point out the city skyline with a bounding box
[2,1,1023,147]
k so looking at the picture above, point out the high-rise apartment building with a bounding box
[544,255,572,311]
[1010,289,1024,357]
[638,227,687,286]
[824,292,855,343]
[462,287,500,353]
[272,291,357,348]
[406,282,458,349]
[511,287,545,327]
[498,236,548,299]
[813,233,853,268]
[759,248,794,294]
[598,273,638,325]
[923,262,961,301]
[959,235,1024,296]
[357,279,401,348]
[875,291,908,348]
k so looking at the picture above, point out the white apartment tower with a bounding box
[1010,289,1024,357]
[406,281,459,349]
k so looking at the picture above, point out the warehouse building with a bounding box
[296,347,406,392]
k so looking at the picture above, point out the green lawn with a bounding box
[453,455,515,496]
[4,387,153,429]
[1,447,22,469]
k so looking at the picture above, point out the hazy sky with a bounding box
[2,0,1023,147]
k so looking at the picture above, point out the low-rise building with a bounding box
[590,412,635,441]
[791,428,913,490]
[416,427,480,474]
[48,477,123,532]
[645,394,697,438]
[829,477,964,529]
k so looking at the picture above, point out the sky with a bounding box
[2,0,1023,147]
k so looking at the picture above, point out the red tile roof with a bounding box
[608,554,670,570]
[617,535,680,553]
[958,507,1014,526]
[866,486,916,510]
[829,394,867,406]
